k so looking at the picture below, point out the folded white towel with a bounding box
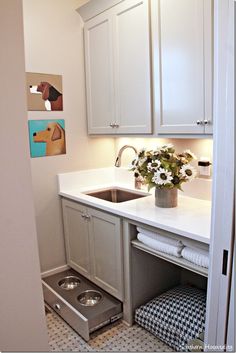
[181,238,209,252]
[137,233,184,258]
[137,227,183,247]
[182,247,209,268]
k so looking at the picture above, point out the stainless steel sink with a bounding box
[85,188,149,203]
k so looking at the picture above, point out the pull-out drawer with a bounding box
[42,269,122,341]
[43,281,90,341]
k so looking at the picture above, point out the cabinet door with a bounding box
[62,199,91,279]
[153,0,212,134]
[113,0,152,133]
[84,12,116,134]
[88,208,123,300]
[203,0,213,134]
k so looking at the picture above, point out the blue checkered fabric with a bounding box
[135,285,206,351]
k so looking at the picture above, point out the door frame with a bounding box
[205,0,234,351]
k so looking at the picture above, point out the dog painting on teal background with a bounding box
[28,119,66,158]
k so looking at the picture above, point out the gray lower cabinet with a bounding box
[62,200,90,278]
[62,199,123,301]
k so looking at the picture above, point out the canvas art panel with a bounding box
[26,72,63,111]
[28,119,66,158]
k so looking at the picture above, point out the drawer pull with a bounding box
[54,303,61,311]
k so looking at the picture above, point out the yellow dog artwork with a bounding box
[33,122,66,156]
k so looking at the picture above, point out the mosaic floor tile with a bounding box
[46,310,173,352]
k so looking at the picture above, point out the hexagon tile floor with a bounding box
[46,311,173,352]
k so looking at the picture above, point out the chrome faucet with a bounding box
[115,145,138,167]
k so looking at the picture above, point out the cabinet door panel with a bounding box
[203,0,213,134]
[84,14,116,134]
[113,0,152,133]
[89,209,123,300]
[62,200,90,278]
[155,0,211,134]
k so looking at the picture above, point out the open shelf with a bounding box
[131,239,208,278]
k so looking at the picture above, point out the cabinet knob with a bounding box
[110,122,119,128]
[54,303,61,311]
[196,120,203,125]
[204,119,209,125]
[81,213,90,220]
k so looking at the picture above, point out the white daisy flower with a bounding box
[153,159,161,166]
[147,159,161,172]
[184,149,197,160]
[180,164,197,181]
[152,168,173,186]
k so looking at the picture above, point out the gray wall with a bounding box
[0,0,49,350]
[23,0,115,272]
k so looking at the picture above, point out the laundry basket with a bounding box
[135,285,206,352]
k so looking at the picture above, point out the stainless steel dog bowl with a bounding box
[77,290,102,306]
[58,276,81,290]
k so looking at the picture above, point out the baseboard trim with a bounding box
[41,264,69,278]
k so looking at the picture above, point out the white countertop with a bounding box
[58,168,212,245]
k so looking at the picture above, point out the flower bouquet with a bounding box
[130,144,197,207]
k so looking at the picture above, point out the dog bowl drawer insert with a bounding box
[43,281,90,341]
[42,269,122,341]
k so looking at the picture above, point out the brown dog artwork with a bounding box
[32,82,63,111]
[28,120,66,157]
[26,73,63,111]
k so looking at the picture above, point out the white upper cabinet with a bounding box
[112,0,152,133]
[152,0,213,134]
[84,0,152,134]
[82,0,213,136]
[84,13,115,134]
